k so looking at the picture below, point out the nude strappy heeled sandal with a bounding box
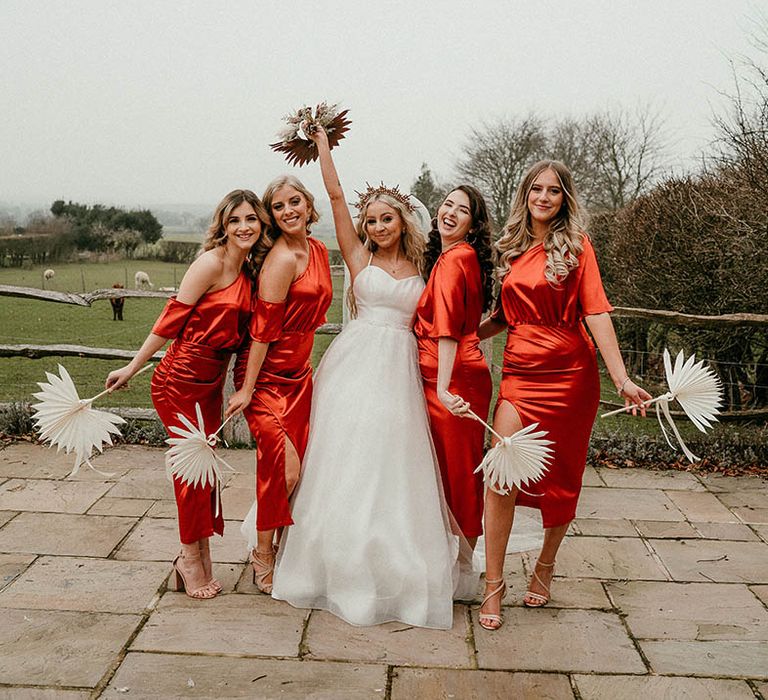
[478,577,507,631]
[523,559,555,608]
[250,547,276,594]
[172,550,218,600]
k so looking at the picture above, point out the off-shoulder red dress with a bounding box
[235,237,333,531]
[151,271,252,544]
[492,237,613,527]
[414,242,492,539]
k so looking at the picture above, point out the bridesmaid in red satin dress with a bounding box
[414,185,494,543]
[105,190,270,599]
[226,175,332,594]
[476,161,650,630]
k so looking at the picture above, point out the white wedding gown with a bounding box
[263,262,477,629]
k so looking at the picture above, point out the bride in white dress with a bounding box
[256,126,476,629]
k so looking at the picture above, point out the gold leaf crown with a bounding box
[353,182,416,213]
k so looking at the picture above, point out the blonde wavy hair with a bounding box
[203,189,271,281]
[495,160,585,285]
[247,175,320,277]
[347,193,427,318]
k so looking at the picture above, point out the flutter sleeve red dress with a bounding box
[235,237,333,532]
[414,242,492,539]
[150,271,252,544]
[493,236,613,527]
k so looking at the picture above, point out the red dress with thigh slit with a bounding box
[414,242,492,539]
[235,237,333,532]
[150,271,252,544]
[492,237,613,527]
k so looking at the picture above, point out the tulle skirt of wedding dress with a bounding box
[253,318,477,629]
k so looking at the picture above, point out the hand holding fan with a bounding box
[601,349,723,462]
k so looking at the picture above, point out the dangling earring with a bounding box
[466,229,477,245]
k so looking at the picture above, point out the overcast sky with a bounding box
[0,1,762,214]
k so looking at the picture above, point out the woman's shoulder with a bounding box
[308,236,328,252]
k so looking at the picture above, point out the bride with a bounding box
[245,126,476,629]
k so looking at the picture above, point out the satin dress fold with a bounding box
[492,237,613,527]
[235,237,333,531]
[414,242,492,539]
[151,271,252,544]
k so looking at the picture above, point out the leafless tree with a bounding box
[456,115,547,228]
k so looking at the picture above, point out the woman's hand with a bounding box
[225,388,252,419]
[438,389,471,417]
[620,379,653,417]
[105,365,134,392]
[306,123,329,148]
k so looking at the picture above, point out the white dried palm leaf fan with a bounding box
[31,363,151,476]
[601,348,723,462]
[165,402,236,516]
[458,398,553,495]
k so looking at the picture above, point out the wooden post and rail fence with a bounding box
[1,282,767,442]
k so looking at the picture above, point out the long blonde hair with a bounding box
[495,160,585,285]
[346,193,427,318]
[249,175,320,277]
[203,189,271,281]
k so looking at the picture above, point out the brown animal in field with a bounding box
[110,283,125,321]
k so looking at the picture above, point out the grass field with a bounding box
[0,258,748,451]
[0,261,341,408]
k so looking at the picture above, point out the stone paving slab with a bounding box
[754,524,768,543]
[716,490,768,524]
[0,608,141,688]
[89,445,168,471]
[756,681,768,698]
[220,486,255,520]
[0,510,17,528]
[697,473,768,493]
[605,581,768,640]
[573,674,756,699]
[132,592,306,657]
[752,585,768,606]
[633,519,697,538]
[106,468,175,500]
[0,553,35,590]
[305,606,472,667]
[650,539,768,583]
[0,443,76,479]
[144,500,177,518]
[693,521,760,541]
[0,689,90,699]
[572,517,637,537]
[474,607,646,673]
[577,487,684,521]
[0,478,111,514]
[665,490,739,523]
[640,639,768,679]
[551,536,669,580]
[87,496,155,517]
[0,512,136,557]
[581,465,603,486]
[114,517,247,563]
[103,653,386,699]
[0,556,169,613]
[390,668,574,699]
[597,467,705,491]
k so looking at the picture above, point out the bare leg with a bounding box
[523,523,568,606]
[198,537,221,592]
[479,400,523,628]
[174,540,217,599]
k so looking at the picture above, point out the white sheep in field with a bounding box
[44,268,55,281]
[134,270,154,290]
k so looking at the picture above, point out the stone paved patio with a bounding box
[1,442,767,699]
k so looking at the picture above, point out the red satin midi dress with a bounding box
[492,237,613,527]
[235,237,333,532]
[151,271,252,544]
[415,242,492,539]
